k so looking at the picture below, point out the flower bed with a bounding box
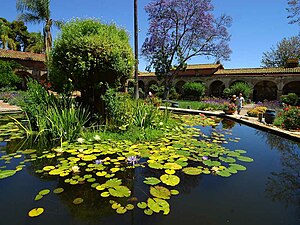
[273,106,300,130]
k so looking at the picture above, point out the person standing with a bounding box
[236,93,245,115]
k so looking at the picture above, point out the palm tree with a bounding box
[0,24,17,50]
[134,0,139,99]
[16,0,60,56]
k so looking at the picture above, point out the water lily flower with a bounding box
[202,156,208,160]
[77,138,84,143]
[72,165,80,173]
[127,156,139,166]
[95,159,102,165]
[94,135,101,141]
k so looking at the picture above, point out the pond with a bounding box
[0,116,299,225]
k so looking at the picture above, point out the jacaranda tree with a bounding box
[287,0,300,25]
[142,0,232,99]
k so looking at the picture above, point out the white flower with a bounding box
[77,137,84,143]
[93,135,101,141]
[159,122,163,126]
[71,166,80,173]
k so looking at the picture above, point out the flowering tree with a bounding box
[142,0,232,98]
[287,0,300,25]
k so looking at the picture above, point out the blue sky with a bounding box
[1,0,299,70]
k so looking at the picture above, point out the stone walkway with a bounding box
[0,100,21,114]
[161,104,300,141]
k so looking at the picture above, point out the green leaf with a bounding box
[137,202,147,209]
[101,192,110,197]
[229,163,247,171]
[144,177,161,185]
[28,208,44,217]
[73,198,84,204]
[34,194,43,201]
[144,208,153,215]
[150,186,171,199]
[182,167,202,175]
[108,186,131,197]
[53,188,64,194]
[104,178,122,188]
[170,189,179,195]
[237,156,254,162]
[39,189,50,196]
[217,170,232,177]
[0,170,16,179]
[160,174,180,186]
[126,204,134,210]
[116,206,127,214]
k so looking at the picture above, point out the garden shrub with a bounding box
[280,93,299,106]
[0,60,22,89]
[274,106,300,130]
[223,82,252,99]
[182,82,206,100]
[149,84,179,99]
[49,18,134,114]
[247,106,267,117]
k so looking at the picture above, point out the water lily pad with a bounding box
[39,189,50,196]
[164,162,182,170]
[53,188,64,194]
[96,171,107,176]
[101,192,110,197]
[170,189,179,195]
[73,198,84,204]
[34,194,43,201]
[217,170,232,177]
[126,204,134,210]
[144,208,153,216]
[229,163,246,171]
[81,155,97,161]
[104,178,122,188]
[147,198,170,215]
[0,170,16,179]
[150,186,171,199]
[137,202,147,209]
[28,208,44,217]
[109,186,131,197]
[112,203,121,209]
[148,162,163,169]
[115,206,127,214]
[165,169,176,175]
[182,167,202,175]
[160,174,180,186]
[237,156,254,162]
[144,177,161,185]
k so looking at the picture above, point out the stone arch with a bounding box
[230,80,247,87]
[209,80,225,97]
[253,80,278,102]
[175,80,186,95]
[282,81,300,95]
[138,80,145,92]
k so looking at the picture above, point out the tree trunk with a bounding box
[133,0,139,100]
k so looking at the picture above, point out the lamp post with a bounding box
[134,0,139,99]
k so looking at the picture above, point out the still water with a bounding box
[0,119,299,225]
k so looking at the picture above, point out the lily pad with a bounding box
[73,198,84,204]
[160,174,180,186]
[28,208,44,217]
[182,167,202,175]
[137,202,147,209]
[150,186,171,199]
[39,189,50,196]
[116,207,127,214]
[53,188,64,194]
[109,186,131,197]
[0,170,16,179]
[237,156,254,162]
[144,177,161,185]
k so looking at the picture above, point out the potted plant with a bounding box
[223,102,237,114]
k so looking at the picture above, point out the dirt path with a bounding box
[0,100,21,113]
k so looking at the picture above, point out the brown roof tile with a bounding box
[215,67,300,75]
[0,49,45,62]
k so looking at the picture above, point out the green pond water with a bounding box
[0,116,299,225]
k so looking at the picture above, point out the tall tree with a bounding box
[142,0,232,99]
[16,0,60,55]
[0,19,17,50]
[10,20,31,51]
[287,0,300,25]
[261,36,300,68]
[25,32,44,53]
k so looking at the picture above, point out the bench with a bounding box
[162,100,179,108]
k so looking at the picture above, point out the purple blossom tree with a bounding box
[142,0,232,99]
[287,0,300,25]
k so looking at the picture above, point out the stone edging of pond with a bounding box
[160,106,300,142]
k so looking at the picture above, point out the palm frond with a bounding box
[18,12,43,24]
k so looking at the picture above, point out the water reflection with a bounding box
[256,131,300,207]
[221,118,236,130]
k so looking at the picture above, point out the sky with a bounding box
[1,0,299,70]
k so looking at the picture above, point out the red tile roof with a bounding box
[0,49,45,62]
